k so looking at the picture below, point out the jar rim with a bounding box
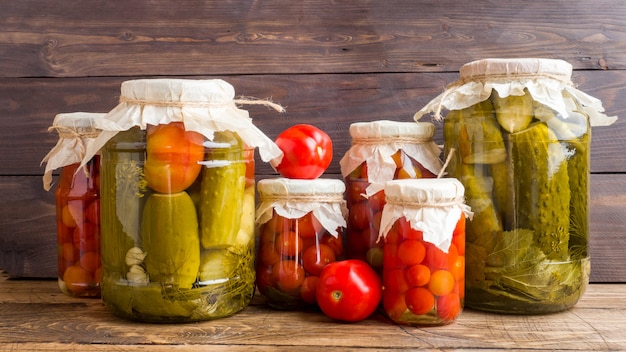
[459,58,572,81]
[258,177,346,197]
[349,120,435,140]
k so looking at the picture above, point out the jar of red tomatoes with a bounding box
[379,178,472,326]
[256,177,347,309]
[339,120,443,277]
[42,112,104,298]
[79,79,283,322]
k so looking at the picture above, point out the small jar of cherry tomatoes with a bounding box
[79,79,283,322]
[379,178,472,326]
[339,120,443,277]
[42,112,104,298]
[256,177,347,310]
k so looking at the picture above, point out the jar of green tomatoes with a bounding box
[339,120,443,277]
[42,112,104,298]
[414,58,618,314]
[80,78,283,322]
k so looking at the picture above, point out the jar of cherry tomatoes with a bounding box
[339,120,443,277]
[79,79,283,322]
[41,112,104,298]
[256,177,347,309]
[379,178,472,326]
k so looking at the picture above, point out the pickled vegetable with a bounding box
[455,99,507,165]
[444,95,590,313]
[141,191,200,289]
[200,132,246,249]
[100,127,147,275]
[510,122,570,261]
[492,90,534,133]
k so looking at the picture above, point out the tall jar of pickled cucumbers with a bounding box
[80,79,283,322]
[255,177,347,310]
[379,178,472,326]
[414,58,618,314]
[42,112,104,298]
[339,120,443,277]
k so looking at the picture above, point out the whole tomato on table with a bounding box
[273,124,333,179]
[316,259,382,322]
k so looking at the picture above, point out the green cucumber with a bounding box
[199,132,246,249]
[491,89,534,133]
[141,191,200,289]
[510,122,570,261]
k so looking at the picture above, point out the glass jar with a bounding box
[414,58,618,314]
[379,178,472,326]
[81,78,283,322]
[42,112,104,298]
[255,177,347,310]
[339,120,443,277]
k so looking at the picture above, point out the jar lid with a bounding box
[349,120,435,141]
[384,178,465,204]
[379,178,472,252]
[52,112,104,132]
[41,112,106,191]
[256,177,347,237]
[413,58,617,128]
[258,177,346,198]
[459,58,572,81]
[81,78,284,171]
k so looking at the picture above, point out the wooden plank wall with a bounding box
[1,1,624,282]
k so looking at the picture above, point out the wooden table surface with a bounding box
[1,274,624,351]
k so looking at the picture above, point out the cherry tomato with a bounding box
[405,287,434,315]
[302,244,336,276]
[436,293,462,321]
[316,259,382,322]
[144,122,205,193]
[273,124,333,179]
[300,276,319,304]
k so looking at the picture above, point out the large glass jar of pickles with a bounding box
[80,79,283,322]
[339,120,443,277]
[379,178,472,326]
[255,177,347,309]
[42,112,104,298]
[414,58,618,314]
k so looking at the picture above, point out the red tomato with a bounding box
[144,122,205,193]
[316,259,382,322]
[273,124,333,179]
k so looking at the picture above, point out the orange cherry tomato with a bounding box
[428,270,455,296]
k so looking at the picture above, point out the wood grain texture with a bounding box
[1,0,626,77]
[0,276,624,351]
[1,71,624,176]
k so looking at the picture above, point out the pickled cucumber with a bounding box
[462,171,503,262]
[566,131,590,259]
[454,100,507,164]
[490,160,514,231]
[199,132,246,249]
[141,191,200,289]
[510,122,570,261]
[492,90,534,133]
[100,127,148,274]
